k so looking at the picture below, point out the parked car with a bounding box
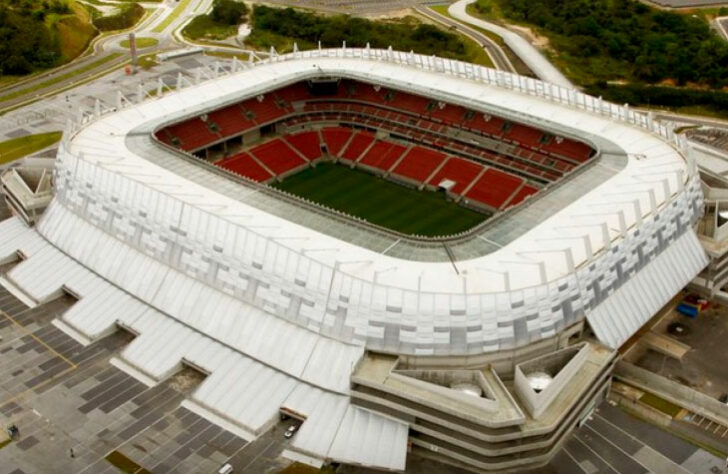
[217,463,233,474]
[284,425,299,439]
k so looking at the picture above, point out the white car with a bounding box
[284,425,298,439]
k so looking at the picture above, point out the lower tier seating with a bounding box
[249,139,307,175]
[392,147,447,182]
[465,168,524,210]
[285,131,322,160]
[359,141,408,171]
[428,158,483,194]
[341,131,376,162]
[322,127,353,156]
[217,152,273,182]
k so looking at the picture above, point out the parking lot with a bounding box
[0,281,295,474]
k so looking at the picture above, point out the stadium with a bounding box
[0,46,708,472]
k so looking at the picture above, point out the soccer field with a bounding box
[272,162,489,236]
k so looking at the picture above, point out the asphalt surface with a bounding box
[448,0,574,88]
[0,0,213,114]
[415,5,516,73]
[0,278,294,474]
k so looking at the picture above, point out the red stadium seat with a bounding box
[217,152,272,182]
[465,168,524,209]
[249,139,307,175]
[505,124,544,148]
[506,185,538,207]
[542,138,593,162]
[392,147,447,182]
[341,131,376,162]
[322,127,353,156]
[208,105,256,137]
[242,95,287,124]
[428,157,484,194]
[165,118,219,151]
[285,131,322,160]
[359,141,407,171]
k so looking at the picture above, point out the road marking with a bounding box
[583,423,652,473]
[561,446,589,474]
[236,440,275,472]
[0,309,78,410]
[593,413,686,469]
[571,435,619,474]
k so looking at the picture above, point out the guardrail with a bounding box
[56,45,703,288]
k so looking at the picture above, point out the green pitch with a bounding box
[272,162,489,236]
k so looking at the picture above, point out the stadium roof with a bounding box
[0,48,707,468]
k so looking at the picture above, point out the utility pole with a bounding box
[129,32,138,75]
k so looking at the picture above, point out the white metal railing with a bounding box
[62,44,696,175]
[55,45,704,295]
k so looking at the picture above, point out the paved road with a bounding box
[0,0,216,113]
[555,402,723,474]
[448,0,574,88]
[415,6,516,73]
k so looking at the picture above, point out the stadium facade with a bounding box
[0,47,708,471]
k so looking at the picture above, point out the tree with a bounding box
[211,0,247,26]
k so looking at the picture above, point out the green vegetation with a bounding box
[429,4,528,74]
[247,5,487,66]
[470,0,728,115]
[586,82,728,120]
[93,2,144,31]
[0,131,62,165]
[0,438,11,450]
[104,450,152,474]
[639,392,683,418]
[0,0,97,74]
[152,0,193,33]
[0,53,121,105]
[272,162,488,236]
[183,0,248,40]
[119,36,158,48]
[138,53,158,70]
[278,463,320,474]
[474,0,728,88]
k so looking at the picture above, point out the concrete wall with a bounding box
[615,361,728,426]
[514,344,589,418]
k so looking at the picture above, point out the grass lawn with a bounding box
[182,14,238,40]
[120,37,158,48]
[0,132,63,165]
[272,162,488,236]
[639,392,683,418]
[0,53,122,106]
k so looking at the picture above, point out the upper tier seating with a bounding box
[274,82,312,105]
[249,139,307,175]
[505,124,544,149]
[542,138,593,162]
[217,152,273,182]
[466,168,524,209]
[207,104,257,137]
[242,95,287,124]
[164,118,219,151]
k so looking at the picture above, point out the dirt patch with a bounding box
[508,24,551,49]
